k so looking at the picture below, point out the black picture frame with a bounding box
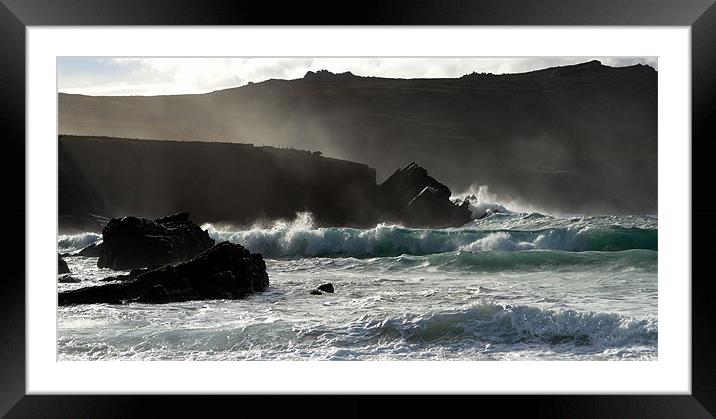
[2,0,714,417]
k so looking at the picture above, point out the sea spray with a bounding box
[58,211,658,361]
[202,212,657,258]
[58,232,102,253]
[453,185,537,219]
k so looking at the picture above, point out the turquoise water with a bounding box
[57,212,657,360]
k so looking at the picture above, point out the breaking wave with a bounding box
[203,212,657,259]
[283,249,658,274]
[58,233,102,253]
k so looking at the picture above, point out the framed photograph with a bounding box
[3,0,714,416]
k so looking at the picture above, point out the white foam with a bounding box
[201,212,656,258]
[57,233,102,253]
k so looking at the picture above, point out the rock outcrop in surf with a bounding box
[377,163,471,228]
[77,242,103,257]
[58,255,70,274]
[309,283,335,295]
[98,212,215,270]
[59,241,269,305]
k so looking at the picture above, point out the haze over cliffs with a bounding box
[59,135,378,229]
[59,60,657,214]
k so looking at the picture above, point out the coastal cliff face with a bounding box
[59,135,378,229]
[59,140,109,230]
[59,135,471,230]
[59,61,657,214]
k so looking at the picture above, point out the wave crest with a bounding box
[58,233,102,253]
[203,213,657,258]
[341,303,657,349]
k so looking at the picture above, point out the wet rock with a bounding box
[77,242,103,257]
[58,242,269,305]
[317,283,335,293]
[309,289,323,295]
[99,265,160,282]
[99,275,126,282]
[58,255,70,274]
[97,212,215,270]
[58,274,80,283]
[376,162,471,228]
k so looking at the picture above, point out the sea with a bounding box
[57,203,658,361]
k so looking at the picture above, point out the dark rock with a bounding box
[99,274,129,282]
[58,242,269,305]
[377,163,450,213]
[400,186,472,227]
[58,255,70,274]
[309,290,323,295]
[317,283,335,293]
[99,265,159,282]
[303,69,356,82]
[97,212,215,270]
[376,163,471,228]
[130,265,161,279]
[76,242,103,257]
[138,285,172,304]
[58,275,80,283]
[58,136,378,230]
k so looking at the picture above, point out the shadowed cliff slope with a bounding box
[59,60,657,214]
[59,135,378,229]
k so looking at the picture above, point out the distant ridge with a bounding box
[59,60,657,214]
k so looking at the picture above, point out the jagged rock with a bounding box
[59,242,269,305]
[58,255,70,274]
[97,212,215,270]
[77,242,103,257]
[58,274,80,283]
[303,69,355,82]
[377,163,450,213]
[309,289,323,295]
[317,283,335,293]
[376,163,471,228]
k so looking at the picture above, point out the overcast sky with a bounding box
[58,57,657,96]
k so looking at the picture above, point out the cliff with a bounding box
[58,60,657,214]
[58,135,378,230]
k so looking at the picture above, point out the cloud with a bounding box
[58,57,657,96]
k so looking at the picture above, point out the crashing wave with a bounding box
[452,185,530,220]
[58,233,102,253]
[202,212,657,259]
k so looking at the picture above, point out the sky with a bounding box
[58,57,657,96]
